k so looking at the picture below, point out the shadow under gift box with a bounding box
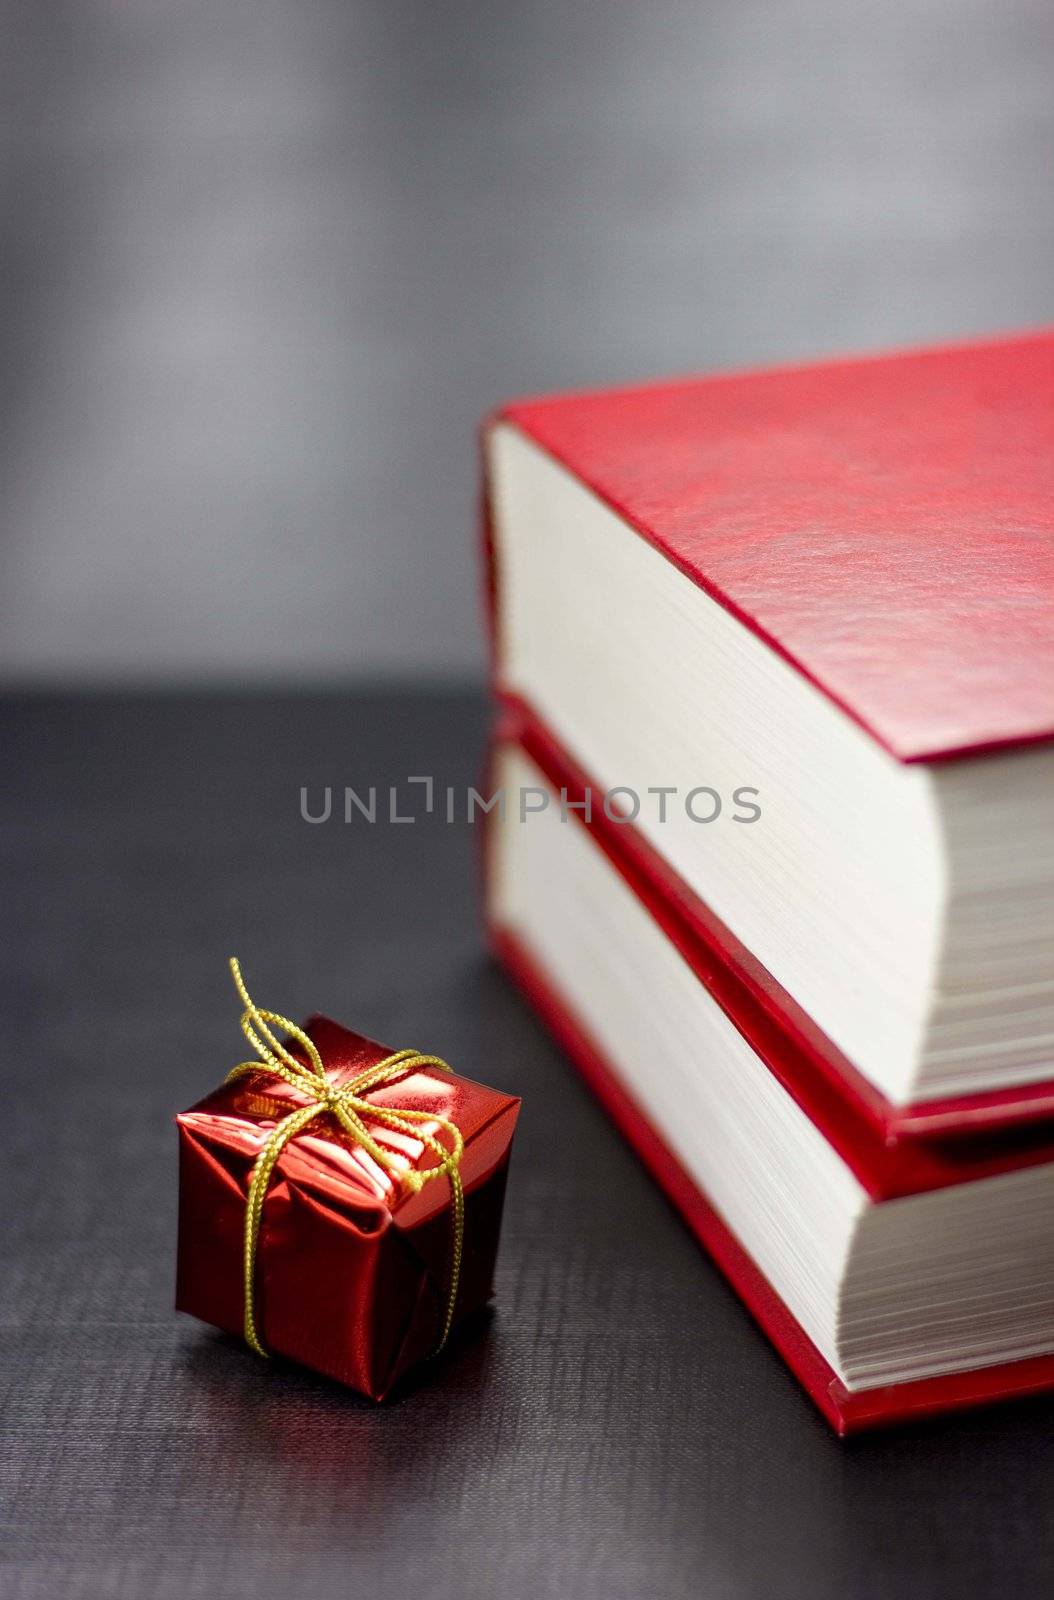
[176,1015,520,1399]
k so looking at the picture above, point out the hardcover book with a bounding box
[485,716,1054,1433]
[482,331,1054,1137]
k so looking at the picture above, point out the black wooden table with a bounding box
[3,691,1052,1600]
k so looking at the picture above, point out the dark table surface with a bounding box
[2,689,1052,1600]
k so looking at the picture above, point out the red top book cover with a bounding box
[494,329,1054,764]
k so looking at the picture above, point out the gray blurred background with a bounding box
[1,0,1051,686]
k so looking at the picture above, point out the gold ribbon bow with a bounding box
[226,958,465,1359]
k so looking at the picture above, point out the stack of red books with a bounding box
[480,330,1054,1434]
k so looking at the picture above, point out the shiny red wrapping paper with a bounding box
[176,1014,520,1399]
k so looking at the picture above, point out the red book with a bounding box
[484,713,1054,1433]
[481,331,1054,1136]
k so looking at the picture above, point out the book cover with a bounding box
[488,330,1054,763]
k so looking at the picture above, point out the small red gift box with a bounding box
[176,969,520,1399]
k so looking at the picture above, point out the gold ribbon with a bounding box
[225,958,465,1359]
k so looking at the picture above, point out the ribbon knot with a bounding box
[226,957,464,1360]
